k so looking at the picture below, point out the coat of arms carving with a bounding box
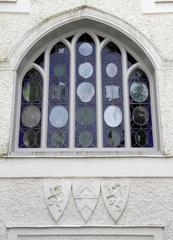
[44,179,71,222]
[101,180,129,222]
[73,180,100,222]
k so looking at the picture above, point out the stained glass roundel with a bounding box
[78,62,93,79]
[50,130,65,147]
[77,82,95,102]
[21,106,41,128]
[104,106,122,127]
[23,130,37,147]
[108,130,121,147]
[135,130,148,147]
[49,106,68,128]
[106,63,118,78]
[23,79,41,102]
[132,106,149,126]
[130,82,148,103]
[79,42,93,56]
[76,107,96,125]
[54,63,66,77]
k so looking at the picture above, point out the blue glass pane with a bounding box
[102,42,124,147]
[19,69,42,148]
[47,42,70,148]
[75,34,96,148]
[129,68,153,147]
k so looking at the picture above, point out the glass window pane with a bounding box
[102,42,124,147]
[19,69,42,148]
[129,68,153,147]
[47,42,70,148]
[75,34,97,148]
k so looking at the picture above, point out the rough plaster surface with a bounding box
[0,178,171,239]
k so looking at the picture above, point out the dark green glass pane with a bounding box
[23,79,41,102]
[50,130,65,147]
[23,130,37,147]
[54,63,66,77]
[108,130,121,147]
[135,130,148,147]
[132,106,149,126]
[76,107,96,125]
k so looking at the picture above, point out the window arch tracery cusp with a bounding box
[17,31,156,151]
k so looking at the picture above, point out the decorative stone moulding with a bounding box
[44,179,71,222]
[43,179,129,223]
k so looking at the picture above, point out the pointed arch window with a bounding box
[16,31,157,152]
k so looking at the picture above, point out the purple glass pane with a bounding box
[102,42,124,147]
[75,34,97,148]
[19,69,42,148]
[129,68,153,147]
[47,42,70,148]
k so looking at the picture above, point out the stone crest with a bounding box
[44,179,71,221]
[73,180,100,222]
[101,180,129,222]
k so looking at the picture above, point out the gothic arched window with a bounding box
[16,31,157,151]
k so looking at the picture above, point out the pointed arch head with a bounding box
[9,6,161,74]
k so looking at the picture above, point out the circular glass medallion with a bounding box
[79,130,93,147]
[54,64,66,77]
[49,106,68,128]
[23,79,41,102]
[50,130,65,147]
[79,42,93,56]
[130,82,148,103]
[78,62,93,79]
[23,130,37,147]
[135,130,148,147]
[77,82,95,102]
[76,107,95,125]
[108,130,121,147]
[50,83,66,101]
[104,106,122,127]
[106,63,118,78]
[21,106,41,128]
[132,106,149,126]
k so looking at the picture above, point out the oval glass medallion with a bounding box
[104,106,122,127]
[79,130,93,147]
[76,107,96,125]
[50,130,65,147]
[133,106,149,126]
[22,106,41,128]
[108,130,121,147]
[77,82,95,102]
[23,130,37,147]
[54,63,66,77]
[79,42,93,56]
[130,82,148,103]
[106,63,118,78]
[78,62,93,79]
[49,106,68,128]
[135,130,148,147]
[23,79,41,102]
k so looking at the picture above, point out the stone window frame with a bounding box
[11,29,159,156]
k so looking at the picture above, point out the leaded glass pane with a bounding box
[75,34,96,148]
[19,69,42,148]
[129,68,153,147]
[102,42,124,147]
[47,42,70,148]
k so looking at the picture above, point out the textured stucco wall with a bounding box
[0,178,172,240]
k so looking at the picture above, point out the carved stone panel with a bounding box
[101,180,129,222]
[73,180,100,222]
[44,179,71,222]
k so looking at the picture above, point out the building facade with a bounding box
[0,1,173,240]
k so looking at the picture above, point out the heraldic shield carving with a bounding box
[101,181,129,222]
[44,179,71,222]
[73,180,100,222]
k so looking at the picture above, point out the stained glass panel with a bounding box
[19,69,42,148]
[75,34,96,148]
[47,42,70,148]
[129,68,153,147]
[102,42,124,147]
